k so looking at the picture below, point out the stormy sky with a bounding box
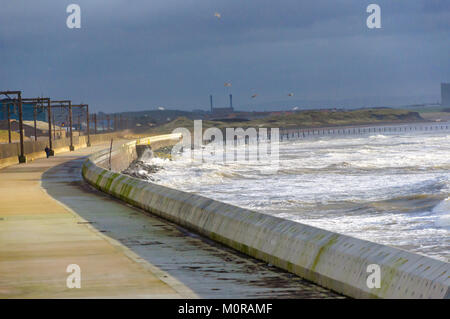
[0,0,449,112]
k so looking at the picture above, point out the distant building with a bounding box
[0,99,48,122]
[441,83,450,107]
[209,94,234,118]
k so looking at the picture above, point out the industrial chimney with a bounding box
[210,95,213,112]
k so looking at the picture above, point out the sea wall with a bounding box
[0,132,125,169]
[82,133,450,299]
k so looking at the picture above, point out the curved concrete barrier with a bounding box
[82,134,450,299]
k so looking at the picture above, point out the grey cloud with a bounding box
[0,0,449,112]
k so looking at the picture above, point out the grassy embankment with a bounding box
[0,130,22,143]
[402,106,450,121]
[127,108,424,137]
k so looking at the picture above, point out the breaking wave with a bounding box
[138,127,450,261]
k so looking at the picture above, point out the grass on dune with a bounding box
[127,108,423,137]
[249,108,423,128]
[0,130,21,143]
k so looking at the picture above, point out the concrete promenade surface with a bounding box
[0,143,341,298]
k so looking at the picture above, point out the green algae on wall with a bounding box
[81,134,450,299]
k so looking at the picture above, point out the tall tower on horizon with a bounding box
[210,95,213,112]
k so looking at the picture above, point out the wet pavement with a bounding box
[0,144,186,298]
[41,150,344,298]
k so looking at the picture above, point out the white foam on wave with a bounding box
[433,198,450,229]
[147,129,450,261]
[369,134,388,139]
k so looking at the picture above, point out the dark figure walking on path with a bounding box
[44,146,51,158]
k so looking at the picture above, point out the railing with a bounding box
[279,122,450,141]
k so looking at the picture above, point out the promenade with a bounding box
[0,143,190,298]
[0,142,340,298]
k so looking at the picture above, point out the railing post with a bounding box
[94,113,97,134]
[7,102,11,143]
[69,101,74,151]
[33,104,37,141]
[86,104,91,146]
[47,99,53,154]
[17,92,26,163]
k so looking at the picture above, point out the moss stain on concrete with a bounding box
[311,235,339,272]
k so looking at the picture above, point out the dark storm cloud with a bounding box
[0,0,449,112]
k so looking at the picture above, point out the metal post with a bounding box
[33,104,37,141]
[69,101,74,151]
[109,138,113,170]
[65,115,68,136]
[53,112,56,140]
[18,92,26,163]
[7,102,11,143]
[94,113,97,134]
[2,103,5,124]
[86,105,90,146]
[47,99,53,153]
[21,97,54,154]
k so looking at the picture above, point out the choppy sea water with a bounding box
[138,126,450,262]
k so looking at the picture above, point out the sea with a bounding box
[136,123,450,262]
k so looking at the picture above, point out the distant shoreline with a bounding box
[277,119,446,132]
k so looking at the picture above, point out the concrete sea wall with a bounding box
[82,133,450,299]
[0,132,125,169]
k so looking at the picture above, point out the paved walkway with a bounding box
[0,144,190,298]
[0,144,342,298]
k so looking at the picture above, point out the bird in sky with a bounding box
[214,12,221,19]
[251,94,257,98]
[288,93,294,97]
[224,82,232,87]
